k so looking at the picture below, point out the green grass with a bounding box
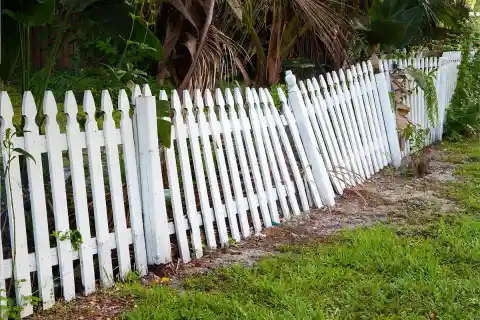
[120,140,480,320]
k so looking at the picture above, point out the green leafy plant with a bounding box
[51,230,83,251]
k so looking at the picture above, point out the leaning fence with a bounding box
[0,51,461,317]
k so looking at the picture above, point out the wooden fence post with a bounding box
[135,95,172,264]
[374,71,402,167]
[285,70,335,206]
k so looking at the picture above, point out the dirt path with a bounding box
[30,145,460,319]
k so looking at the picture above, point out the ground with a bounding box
[29,139,480,319]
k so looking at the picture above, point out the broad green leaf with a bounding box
[157,119,172,148]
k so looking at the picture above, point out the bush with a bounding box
[445,28,480,138]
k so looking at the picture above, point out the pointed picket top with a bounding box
[171,89,182,113]
[346,69,356,87]
[234,87,244,108]
[22,92,38,132]
[142,84,152,97]
[252,88,261,109]
[378,60,385,73]
[355,64,364,79]
[64,91,80,120]
[83,90,97,122]
[204,89,215,110]
[367,61,375,75]
[298,81,311,105]
[215,88,226,110]
[331,71,341,86]
[118,90,130,115]
[100,90,114,114]
[258,87,269,108]
[0,92,14,131]
[311,78,322,96]
[326,73,334,87]
[159,90,168,101]
[338,69,347,84]
[361,61,369,76]
[318,75,329,92]
[350,64,359,80]
[224,88,235,110]
[277,86,288,106]
[194,89,204,109]
[131,85,142,105]
[245,87,254,108]
[305,79,315,95]
[43,91,60,127]
[183,90,194,112]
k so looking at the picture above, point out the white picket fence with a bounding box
[0,51,461,317]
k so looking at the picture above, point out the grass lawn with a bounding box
[120,140,480,320]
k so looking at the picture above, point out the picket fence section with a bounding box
[0,51,461,318]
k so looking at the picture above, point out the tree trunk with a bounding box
[266,4,283,85]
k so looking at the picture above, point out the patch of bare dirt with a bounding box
[30,145,460,319]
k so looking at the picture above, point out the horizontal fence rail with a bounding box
[0,51,462,317]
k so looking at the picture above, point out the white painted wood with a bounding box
[227,89,263,233]
[254,89,290,219]
[285,71,334,206]
[101,91,131,279]
[64,91,96,292]
[332,72,368,181]
[353,65,385,171]
[318,75,356,186]
[171,90,204,256]
[22,92,55,308]
[365,61,390,166]
[260,88,300,216]
[360,62,389,167]
[205,89,242,240]
[277,87,322,209]
[0,92,33,317]
[299,81,343,193]
[326,72,362,184]
[373,70,402,167]
[246,88,279,224]
[83,90,114,287]
[309,78,348,191]
[117,90,148,275]
[216,89,251,237]
[163,93,191,263]
[265,89,309,213]
[235,88,272,227]
[135,94,172,264]
[183,90,217,249]
[194,90,229,245]
[44,91,76,301]
[341,71,374,177]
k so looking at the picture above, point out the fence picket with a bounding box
[252,89,287,221]
[83,91,114,288]
[265,89,309,212]
[194,90,230,245]
[63,92,97,296]
[22,93,55,309]
[118,90,148,274]
[216,89,251,237]
[333,72,368,181]
[236,88,272,227]
[44,92,76,300]
[205,89,242,241]
[309,79,348,191]
[183,91,217,249]
[0,93,33,317]
[165,92,191,262]
[260,88,300,217]
[277,88,322,208]
[246,88,279,224]
[101,91,131,279]
[365,61,390,166]
[172,90,204,257]
[227,89,263,233]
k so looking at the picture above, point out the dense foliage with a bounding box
[445,21,480,138]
